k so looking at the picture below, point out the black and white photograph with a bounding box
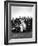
[4,1,37,45]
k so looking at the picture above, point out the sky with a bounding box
[11,6,34,20]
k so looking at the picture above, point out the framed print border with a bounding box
[4,1,37,45]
